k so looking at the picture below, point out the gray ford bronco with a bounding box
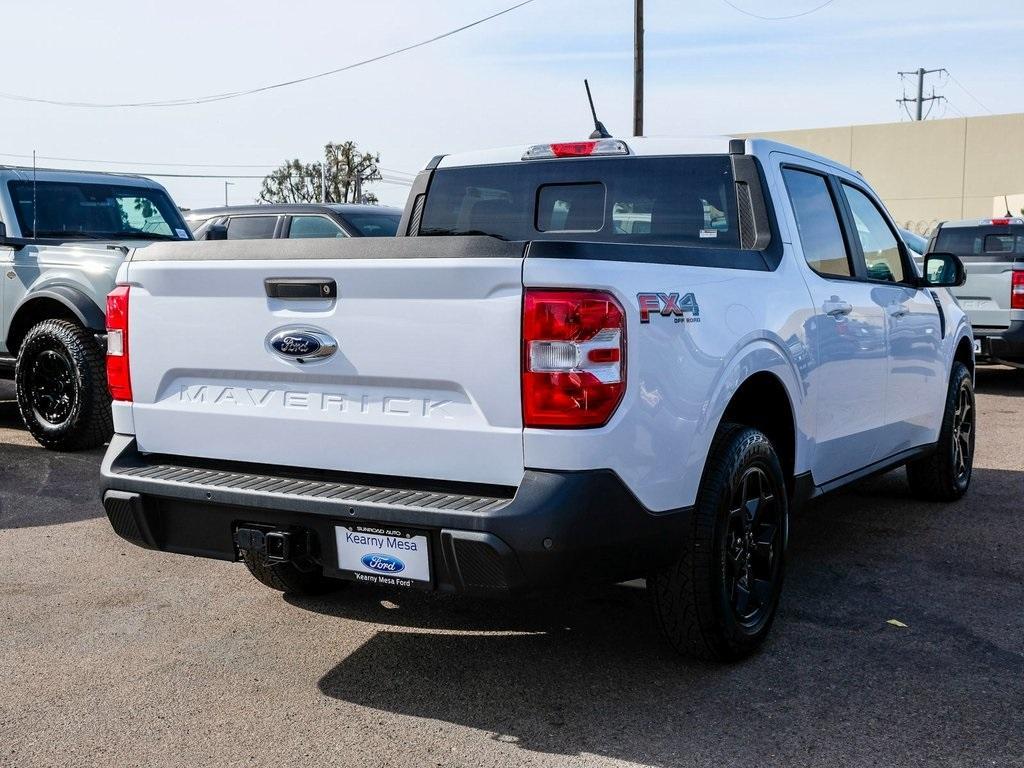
[0,167,190,450]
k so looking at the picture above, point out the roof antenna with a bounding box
[584,80,612,139]
[1004,195,1013,217]
[32,150,37,238]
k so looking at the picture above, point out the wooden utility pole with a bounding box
[634,0,644,136]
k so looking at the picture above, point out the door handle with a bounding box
[264,278,337,300]
[823,299,853,318]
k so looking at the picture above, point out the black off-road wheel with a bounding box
[242,551,341,596]
[906,361,975,501]
[649,423,788,661]
[14,319,113,451]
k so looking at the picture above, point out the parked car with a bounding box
[99,137,972,661]
[0,167,190,450]
[187,204,402,240]
[928,217,1024,367]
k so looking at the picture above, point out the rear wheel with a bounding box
[242,551,341,596]
[649,424,788,661]
[906,361,975,501]
[15,319,113,451]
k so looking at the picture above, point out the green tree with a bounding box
[258,141,381,204]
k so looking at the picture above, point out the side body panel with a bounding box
[522,252,816,513]
[1,242,120,354]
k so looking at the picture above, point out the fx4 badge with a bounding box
[637,292,700,324]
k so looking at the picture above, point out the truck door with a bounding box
[778,162,888,484]
[836,181,944,456]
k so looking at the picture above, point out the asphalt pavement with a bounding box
[1,372,1022,768]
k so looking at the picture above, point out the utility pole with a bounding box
[897,67,946,121]
[223,181,234,206]
[633,0,644,136]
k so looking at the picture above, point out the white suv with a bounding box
[99,137,974,660]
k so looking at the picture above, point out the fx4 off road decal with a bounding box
[637,292,700,324]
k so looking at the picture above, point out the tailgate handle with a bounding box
[265,278,337,300]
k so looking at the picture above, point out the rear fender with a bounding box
[688,337,811,488]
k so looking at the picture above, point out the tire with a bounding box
[906,361,975,502]
[649,423,789,661]
[242,551,341,596]
[14,319,113,451]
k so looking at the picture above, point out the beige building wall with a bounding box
[738,113,1024,235]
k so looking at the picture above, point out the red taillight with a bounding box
[522,289,625,428]
[106,286,132,401]
[990,218,1011,227]
[1012,270,1024,310]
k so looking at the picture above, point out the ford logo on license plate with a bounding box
[266,326,338,364]
[361,553,405,574]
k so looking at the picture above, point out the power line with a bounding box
[946,72,994,115]
[719,0,837,21]
[0,151,418,177]
[0,1,537,109]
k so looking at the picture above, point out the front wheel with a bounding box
[906,361,975,501]
[14,319,113,451]
[648,423,788,661]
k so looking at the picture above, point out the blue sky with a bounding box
[1,0,1019,208]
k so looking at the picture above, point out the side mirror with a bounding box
[205,224,228,241]
[921,252,966,288]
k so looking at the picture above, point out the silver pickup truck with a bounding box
[930,217,1024,367]
[0,167,191,450]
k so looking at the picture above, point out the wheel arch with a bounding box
[695,340,809,500]
[719,371,798,493]
[7,288,105,355]
[953,332,974,380]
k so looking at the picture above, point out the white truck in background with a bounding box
[0,167,191,450]
[99,137,973,660]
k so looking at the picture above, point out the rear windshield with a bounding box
[934,225,1024,261]
[419,156,739,248]
[8,180,189,241]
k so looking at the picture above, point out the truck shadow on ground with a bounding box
[302,467,1024,766]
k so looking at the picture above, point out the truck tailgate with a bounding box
[123,238,525,487]
[952,262,1014,329]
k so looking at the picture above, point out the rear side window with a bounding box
[419,156,739,248]
[935,226,1024,261]
[288,215,344,239]
[341,212,401,237]
[226,216,277,240]
[782,168,852,278]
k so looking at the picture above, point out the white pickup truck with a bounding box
[100,137,974,660]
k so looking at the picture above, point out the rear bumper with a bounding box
[99,435,690,595]
[975,320,1024,364]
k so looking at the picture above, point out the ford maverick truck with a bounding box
[99,137,973,660]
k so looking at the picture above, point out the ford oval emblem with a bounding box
[361,553,405,574]
[266,327,338,364]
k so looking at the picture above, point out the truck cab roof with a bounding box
[434,136,846,174]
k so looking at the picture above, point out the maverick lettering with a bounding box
[177,385,455,419]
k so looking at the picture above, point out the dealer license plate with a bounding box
[336,524,431,587]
